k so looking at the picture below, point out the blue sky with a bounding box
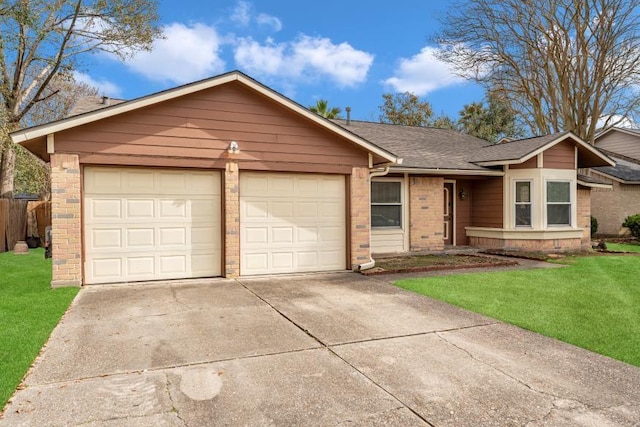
[75,0,485,121]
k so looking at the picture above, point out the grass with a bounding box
[605,242,640,253]
[395,255,640,367]
[0,248,78,409]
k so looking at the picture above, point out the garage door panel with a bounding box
[91,228,123,249]
[126,199,154,218]
[159,255,186,274]
[127,256,155,276]
[127,228,155,247]
[159,227,186,246]
[159,200,186,218]
[87,169,123,194]
[297,252,318,268]
[90,199,122,219]
[272,227,295,244]
[272,252,294,269]
[296,202,318,217]
[321,226,344,241]
[191,199,218,217]
[91,258,123,279]
[240,172,346,275]
[84,167,221,284]
[127,171,155,192]
[271,201,294,218]
[297,226,318,243]
[159,172,187,193]
[244,201,268,219]
[245,253,268,271]
[191,226,218,245]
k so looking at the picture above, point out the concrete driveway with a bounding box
[2,272,639,426]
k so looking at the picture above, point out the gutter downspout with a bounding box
[356,166,391,272]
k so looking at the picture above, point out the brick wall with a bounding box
[468,236,583,251]
[224,162,240,278]
[590,174,621,235]
[50,154,82,287]
[350,167,370,269]
[577,188,591,247]
[409,177,444,251]
[591,176,640,236]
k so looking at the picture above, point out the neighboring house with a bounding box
[590,127,640,235]
[10,71,613,287]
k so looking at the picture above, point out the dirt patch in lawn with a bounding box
[361,254,519,276]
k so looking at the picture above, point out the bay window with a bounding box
[547,181,571,226]
[514,181,532,226]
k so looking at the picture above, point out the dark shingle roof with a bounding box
[593,154,640,183]
[577,173,613,186]
[470,132,570,163]
[68,96,127,117]
[332,119,493,170]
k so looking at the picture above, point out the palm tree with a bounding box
[309,99,341,119]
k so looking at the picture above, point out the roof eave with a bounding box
[577,179,613,189]
[389,167,504,176]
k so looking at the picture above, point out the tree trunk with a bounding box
[0,147,16,199]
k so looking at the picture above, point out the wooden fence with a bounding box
[0,200,51,252]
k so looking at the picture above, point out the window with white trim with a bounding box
[546,181,571,226]
[371,181,402,228]
[514,181,532,226]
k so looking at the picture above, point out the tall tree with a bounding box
[458,90,522,142]
[0,0,162,197]
[379,92,434,126]
[309,99,342,119]
[436,0,640,143]
[12,73,99,197]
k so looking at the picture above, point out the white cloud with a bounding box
[123,23,225,84]
[72,71,122,97]
[230,1,251,26]
[234,35,373,87]
[383,46,466,95]
[596,114,638,130]
[230,1,281,32]
[256,13,282,31]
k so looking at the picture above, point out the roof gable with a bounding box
[11,70,399,164]
[471,131,614,168]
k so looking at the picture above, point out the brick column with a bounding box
[224,162,240,277]
[50,154,82,287]
[577,187,591,249]
[409,177,445,251]
[350,167,370,269]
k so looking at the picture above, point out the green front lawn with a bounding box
[606,242,640,253]
[0,248,78,409]
[396,255,640,367]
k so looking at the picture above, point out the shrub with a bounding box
[622,214,640,238]
[590,216,598,235]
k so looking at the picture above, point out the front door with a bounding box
[444,183,454,246]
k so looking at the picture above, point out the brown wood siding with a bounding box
[54,81,369,170]
[510,156,537,169]
[471,178,503,228]
[544,141,575,169]
[455,180,473,245]
[596,130,640,160]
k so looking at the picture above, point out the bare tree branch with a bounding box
[436,0,640,143]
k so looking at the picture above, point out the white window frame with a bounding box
[371,179,403,229]
[545,179,572,227]
[514,179,533,228]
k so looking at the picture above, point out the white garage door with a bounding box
[240,172,346,275]
[84,167,221,284]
